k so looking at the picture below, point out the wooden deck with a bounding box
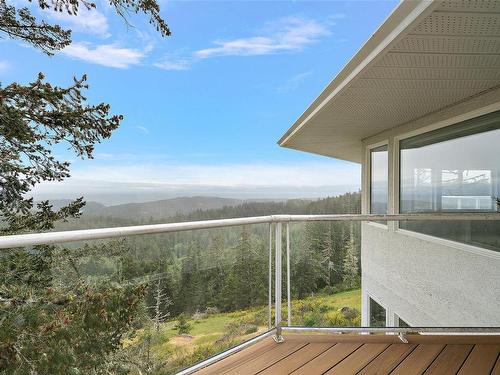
[195,334,500,375]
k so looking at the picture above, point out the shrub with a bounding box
[243,324,258,335]
[205,306,220,315]
[351,315,361,327]
[174,314,192,335]
[302,312,326,327]
[340,307,358,320]
[192,310,207,321]
[325,311,349,327]
[322,285,335,295]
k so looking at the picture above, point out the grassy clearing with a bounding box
[130,288,361,374]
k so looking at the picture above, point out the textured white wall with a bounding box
[361,222,500,327]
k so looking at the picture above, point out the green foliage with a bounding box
[0,0,172,373]
[292,291,361,328]
[342,225,360,290]
[0,1,71,55]
[0,282,147,374]
[222,229,267,310]
[0,0,170,56]
[175,314,192,335]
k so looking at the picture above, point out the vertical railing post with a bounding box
[274,222,284,342]
[268,223,273,330]
[286,222,291,327]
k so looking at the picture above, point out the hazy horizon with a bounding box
[31,181,360,206]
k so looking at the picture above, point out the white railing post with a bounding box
[268,223,273,330]
[286,222,291,327]
[274,222,284,342]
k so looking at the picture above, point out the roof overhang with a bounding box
[278,0,500,163]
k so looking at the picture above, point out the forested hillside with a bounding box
[56,191,362,373]
[55,191,360,229]
[55,192,361,317]
[19,192,361,373]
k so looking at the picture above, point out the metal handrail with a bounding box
[0,212,499,249]
[283,326,500,334]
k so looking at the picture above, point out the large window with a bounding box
[400,110,500,251]
[370,145,388,215]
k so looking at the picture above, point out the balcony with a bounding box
[1,213,499,374]
[193,333,500,375]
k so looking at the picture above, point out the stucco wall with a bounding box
[361,222,500,327]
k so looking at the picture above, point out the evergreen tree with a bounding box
[176,241,204,314]
[223,229,266,310]
[204,233,228,308]
[342,224,360,289]
[321,223,335,286]
[293,223,329,299]
[0,1,170,372]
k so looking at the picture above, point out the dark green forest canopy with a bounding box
[58,192,362,315]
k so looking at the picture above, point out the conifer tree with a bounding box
[0,0,170,372]
[176,241,204,313]
[342,224,360,289]
[293,223,329,299]
[204,233,227,308]
[223,228,266,310]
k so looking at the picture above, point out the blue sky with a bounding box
[1,0,397,204]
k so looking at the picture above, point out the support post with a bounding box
[268,223,273,330]
[274,222,284,343]
[286,222,291,327]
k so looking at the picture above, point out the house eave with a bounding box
[278,0,500,163]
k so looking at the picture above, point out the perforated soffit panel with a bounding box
[279,0,500,163]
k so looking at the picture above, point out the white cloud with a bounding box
[46,7,110,37]
[277,71,312,93]
[0,60,9,73]
[62,42,145,68]
[153,58,191,71]
[194,16,331,58]
[136,126,149,134]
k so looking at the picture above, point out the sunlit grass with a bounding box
[132,288,361,374]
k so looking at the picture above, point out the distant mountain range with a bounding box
[44,196,281,221]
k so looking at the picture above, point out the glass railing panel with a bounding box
[287,221,362,328]
[0,224,271,375]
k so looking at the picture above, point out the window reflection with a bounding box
[369,297,386,328]
[370,145,388,215]
[400,111,500,251]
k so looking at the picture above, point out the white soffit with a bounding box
[278,0,500,163]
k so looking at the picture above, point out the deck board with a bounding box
[195,338,275,375]
[259,343,333,375]
[423,344,473,375]
[391,344,445,375]
[290,343,362,374]
[225,342,307,374]
[457,345,500,375]
[357,343,417,375]
[324,343,389,374]
[490,353,500,375]
[194,334,500,375]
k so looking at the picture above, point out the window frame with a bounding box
[365,140,390,229]
[394,108,500,257]
[368,295,387,328]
